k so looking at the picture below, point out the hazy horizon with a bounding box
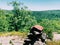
[0,0,60,11]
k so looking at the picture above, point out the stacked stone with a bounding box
[23,25,46,45]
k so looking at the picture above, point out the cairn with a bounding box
[23,25,46,45]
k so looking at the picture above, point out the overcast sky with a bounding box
[0,0,60,11]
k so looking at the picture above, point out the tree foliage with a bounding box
[9,1,37,31]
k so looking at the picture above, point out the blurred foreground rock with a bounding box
[0,36,24,45]
[0,36,46,45]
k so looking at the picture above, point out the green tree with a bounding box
[39,19,54,39]
[9,1,37,32]
[0,9,9,32]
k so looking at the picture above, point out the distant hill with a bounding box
[2,9,60,21]
[32,10,60,21]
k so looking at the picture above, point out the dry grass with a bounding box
[0,31,28,38]
[46,41,60,45]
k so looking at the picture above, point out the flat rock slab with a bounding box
[0,36,24,45]
[0,36,45,45]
